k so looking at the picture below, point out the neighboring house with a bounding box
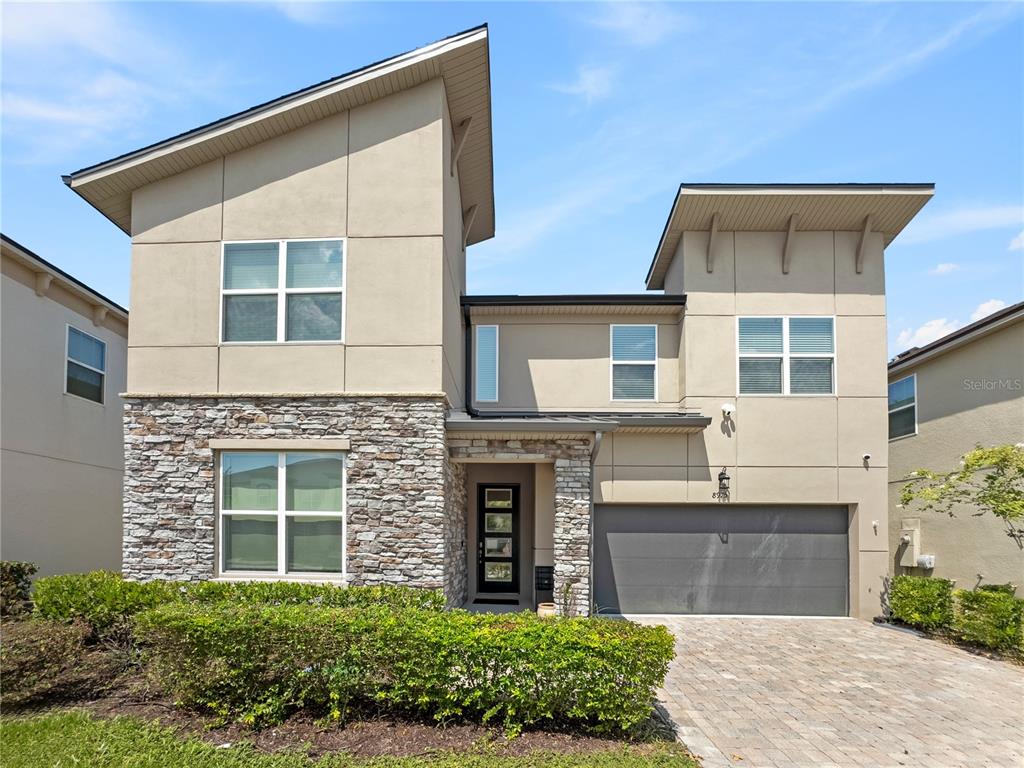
[62,26,933,619]
[1,234,128,576]
[887,301,1024,588]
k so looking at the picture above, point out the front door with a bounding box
[477,485,519,593]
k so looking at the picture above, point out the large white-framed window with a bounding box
[221,239,345,344]
[737,316,835,395]
[611,324,658,401]
[65,324,106,404]
[218,451,346,578]
[888,374,917,440]
[475,325,499,402]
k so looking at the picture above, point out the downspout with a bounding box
[462,304,481,417]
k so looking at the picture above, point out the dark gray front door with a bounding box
[593,504,849,616]
[477,485,519,593]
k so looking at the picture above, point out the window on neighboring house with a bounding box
[888,374,917,440]
[738,316,835,395]
[222,239,344,343]
[220,451,346,576]
[475,325,499,402]
[611,324,657,401]
[65,325,106,404]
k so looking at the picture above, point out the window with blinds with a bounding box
[888,374,917,439]
[66,325,106,404]
[738,317,834,395]
[475,325,498,402]
[611,324,657,400]
[222,239,344,343]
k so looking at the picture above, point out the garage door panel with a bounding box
[594,504,849,616]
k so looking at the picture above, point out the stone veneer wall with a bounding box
[447,437,594,616]
[123,396,447,585]
[441,458,468,606]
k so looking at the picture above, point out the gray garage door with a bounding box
[594,505,849,616]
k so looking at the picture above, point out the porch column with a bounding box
[553,445,593,616]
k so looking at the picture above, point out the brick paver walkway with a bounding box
[633,616,1024,768]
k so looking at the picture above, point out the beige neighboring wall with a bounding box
[888,318,1024,588]
[661,228,890,618]
[441,96,467,408]
[126,79,451,396]
[1,250,127,576]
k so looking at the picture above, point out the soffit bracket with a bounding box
[856,215,874,274]
[706,212,720,273]
[34,272,52,297]
[92,305,109,327]
[782,214,799,274]
[451,116,473,176]
[463,204,479,249]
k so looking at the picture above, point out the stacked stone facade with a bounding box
[447,436,594,616]
[442,458,468,606]
[123,396,447,585]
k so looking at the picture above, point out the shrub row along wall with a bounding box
[889,575,1023,652]
[136,603,675,735]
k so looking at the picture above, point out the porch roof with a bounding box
[445,410,712,435]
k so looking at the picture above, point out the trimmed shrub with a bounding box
[953,589,1024,652]
[0,619,118,707]
[977,583,1017,596]
[183,580,445,611]
[889,575,954,631]
[33,571,175,637]
[1,561,37,618]
[136,603,674,734]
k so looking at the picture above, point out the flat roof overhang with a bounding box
[63,25,494,246]
[462,294,686,317]
[646,183,935,289]
[446,411,712,436]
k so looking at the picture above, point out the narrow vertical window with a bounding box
[611,324,657,400]
[738,318,783,394]
[888,375,917,440]
[788,317,834,394]
[475,325,499,402]
[65,326,106,404]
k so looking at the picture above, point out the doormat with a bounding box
[472,598,520,605]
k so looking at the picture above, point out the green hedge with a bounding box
[889,575,954,631]
[953,589,1024,652]
[33,572,443,637]
[1,561,38,618]
[136,603,674,734]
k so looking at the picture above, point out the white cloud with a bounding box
[970,299,1007,322]
[1010,231,1024,251]
[268,2,341,25]
[900,204,1024,245]
[586,3,688,47]
[897,318,961,349]
[929,263,959,276]
[549,65,617,104]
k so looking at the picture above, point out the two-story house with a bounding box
[64,26,933,619]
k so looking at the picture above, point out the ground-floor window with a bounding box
[218,451,345,577]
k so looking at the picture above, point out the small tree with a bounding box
[900,444,1024,549]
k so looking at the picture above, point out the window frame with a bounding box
[219,238,346,345]
[888,373,918,441]
[216,450,347,581]
[64,323,106,405]
[736,315,836,396]
[474,324,499,403]
[609,323,659,402]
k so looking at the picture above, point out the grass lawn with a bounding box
[0,712,700,768]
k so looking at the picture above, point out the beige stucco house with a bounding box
[888,301,1023,589]
[63,26,934,619]
[1,234,128,576]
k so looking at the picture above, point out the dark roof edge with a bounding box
[678,182,935,191]
[889,299,1024,371]
[64,23,489,182]
[461,293,686,307]
[1,233,129,316]
[446,411,713,432]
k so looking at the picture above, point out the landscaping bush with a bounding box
[953,588,1024,652]
[33,571,175,637]
[0,619,118,707]
[33,572,444,637]
[136,603,675,735]
[1,561,37,618]
[889,575,954,631]
[977,583,1017,596]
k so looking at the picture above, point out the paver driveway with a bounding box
[633,616,1024,768]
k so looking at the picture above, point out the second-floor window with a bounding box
[888,374,917,440]
[222,239,344,343]
[611,324,657,401]
[65,325,106,404]
[738,316,835,395]
[475,325,499,402]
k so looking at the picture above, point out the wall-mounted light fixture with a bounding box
[712,467,731,502]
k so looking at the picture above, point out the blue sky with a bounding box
[2,2,1022,355]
